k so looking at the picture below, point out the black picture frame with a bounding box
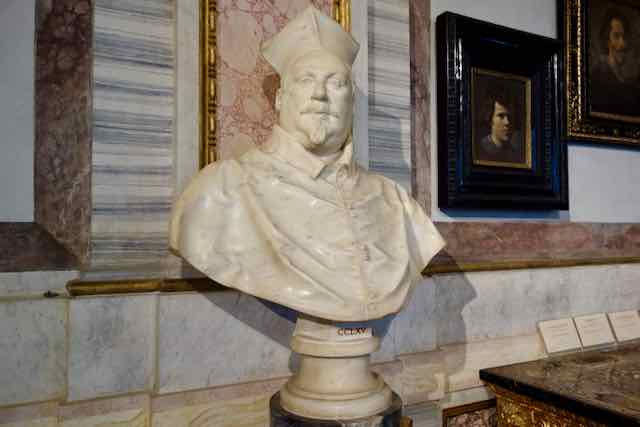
[436,12,568,210]
[560,0,640,145]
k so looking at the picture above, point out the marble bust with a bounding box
[170,6,444,322]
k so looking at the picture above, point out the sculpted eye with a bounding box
[297,76,315,85]
[328,77,347,88]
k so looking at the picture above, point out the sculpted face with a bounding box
[490,101,513,146]
[276,51,354,156]
[608,18,627,66]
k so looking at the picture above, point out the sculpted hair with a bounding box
[599,9,631,52]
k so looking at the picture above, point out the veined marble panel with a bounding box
[157,292,293,394]
[89,0,175,278]
[67,295,156,401]
[368,0,412,190]
[0,300,67,406]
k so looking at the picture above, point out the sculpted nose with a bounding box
[311,82,328,100]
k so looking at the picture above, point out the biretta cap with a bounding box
[261,5,360,76]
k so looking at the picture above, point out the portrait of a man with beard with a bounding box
[589,2,640,121]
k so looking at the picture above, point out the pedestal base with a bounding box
[271,392,403,427]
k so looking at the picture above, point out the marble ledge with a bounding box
[0,332,548,425]
[0,271,78,297]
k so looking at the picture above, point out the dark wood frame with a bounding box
[560,0,640,145]
[436,12,568,210]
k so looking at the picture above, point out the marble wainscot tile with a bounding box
[59,394,149,427]
[433,269,571,344]
[404,401,440,427]
[151,378,292,427]
[152,393,270,427]
[0,401,58,427]
[397,333,545,403]
[389,277,438,355]
[89,0,174,278]
[0,299,67,406]
[67,295,156,401]
[157,292,294,394]
[215,0,333,159]
[567,264,640,315]
[368,0,412,189]
[0,271,77,297]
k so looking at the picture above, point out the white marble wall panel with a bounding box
[157,292,294,394]
[432,264,640,346]
[89,0,175,278]
[385,277,438,356]
[0,299,66,406]
[67,295,156,401]
[174,0,200,195]
[0,271,78,297]
[368,0,412,190]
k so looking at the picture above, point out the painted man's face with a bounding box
[490,101,513,146]
[608,18,627,66]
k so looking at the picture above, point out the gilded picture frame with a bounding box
[560,0,640,145]
[199,0,351,167]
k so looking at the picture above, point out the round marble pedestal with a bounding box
[280,317,394,420]
[271,392,403,427]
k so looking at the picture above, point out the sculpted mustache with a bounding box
[301,107,339,117]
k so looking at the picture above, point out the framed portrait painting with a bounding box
[561,0,640,144]
[471,68,532,170]
[436,13,568,210]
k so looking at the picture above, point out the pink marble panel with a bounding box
[216,0,333,159]
[410,0,432,214]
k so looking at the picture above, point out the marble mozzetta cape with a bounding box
[170,126,444,321]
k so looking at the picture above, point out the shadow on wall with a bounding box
[435,271,477,396]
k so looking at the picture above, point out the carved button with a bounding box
[361,245,370,261]
[337,166,348,181]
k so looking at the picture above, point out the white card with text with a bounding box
[608,310,640,342]
[574,313,615,347]
[538,318,582,353]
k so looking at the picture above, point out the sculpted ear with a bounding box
[275,88,282,112]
